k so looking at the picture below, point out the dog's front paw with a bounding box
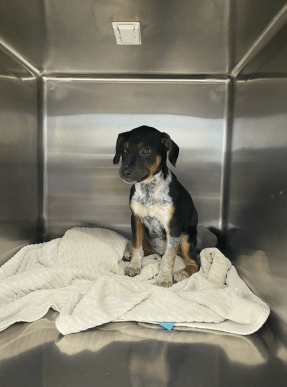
[125,266,141,277]
[155,275,173,288]
[173,269,189,283]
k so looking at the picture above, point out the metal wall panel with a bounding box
[1,0,229,74]
[1,0,287,76]
[239,21,287,79]
[0,52,38,264]
[44,78,228,240]
[43,0,229,75]
[0,49,28,78]
[0,1,46,71]
[232,0,287,69]
[228,79,287,323]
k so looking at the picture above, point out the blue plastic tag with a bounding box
[157,322,175,330]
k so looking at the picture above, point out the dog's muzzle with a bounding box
[120,167,136,184]
[120,167,148,184]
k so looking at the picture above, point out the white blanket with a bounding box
[0,227,269,335]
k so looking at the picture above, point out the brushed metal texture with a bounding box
[43,77,228,240]
[0,0,46,71]
[1,0,230,75]
[1,0,287,76]
[228,79,287,323]
[231,1,287,75]
[239,21,287,79]
[0,56,38,264]
[0,310,287,387]
[43,0,230,74]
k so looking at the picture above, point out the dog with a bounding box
[113,125,199,288]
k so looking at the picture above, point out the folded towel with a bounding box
[0,227,269,335]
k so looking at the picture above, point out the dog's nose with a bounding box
[121,168,133,178]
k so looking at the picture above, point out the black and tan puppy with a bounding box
[113,125,199,288]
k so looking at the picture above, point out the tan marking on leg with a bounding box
[184,265,198,275]
[131,215,144,249]
[125,209,144,277]
[176,234,199,278]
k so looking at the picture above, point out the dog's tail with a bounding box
[205,226,226,254]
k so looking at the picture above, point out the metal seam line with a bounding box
[0,39,41,78]
[231,3,287,78]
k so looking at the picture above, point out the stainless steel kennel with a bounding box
[1,1,287,386]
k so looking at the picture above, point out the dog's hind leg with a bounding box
[174,234,199,283]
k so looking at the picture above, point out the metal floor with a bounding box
[1,310,286,387]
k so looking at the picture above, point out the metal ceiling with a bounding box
[0,0,287,77]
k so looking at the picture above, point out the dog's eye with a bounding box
[122,147,127,153]
[142,148,150,155]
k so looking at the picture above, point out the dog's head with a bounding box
[113,125,179,184]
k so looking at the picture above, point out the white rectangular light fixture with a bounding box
[112,22,141,45]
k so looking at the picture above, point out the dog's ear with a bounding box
[161,132,179,167]
[113,132,128,164]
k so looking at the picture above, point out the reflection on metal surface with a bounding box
[228,79,287,325]
[0,312,60,361]
[231,3,287,77]
[0,49,37,89]
[1,0,287,76]
[57,321,268,366]
[0,0,46,71]
[236,250,287,324]
[43,78,228,239]
[44,0,229,74]
[0,311,287,387]
[1,0,287,79]
[239,22,287,79]
[0,49,30,78]
[0,40,40,79]
[231,0,287,69]
[0,52,38,264]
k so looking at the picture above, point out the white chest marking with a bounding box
[130,170,174,230]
